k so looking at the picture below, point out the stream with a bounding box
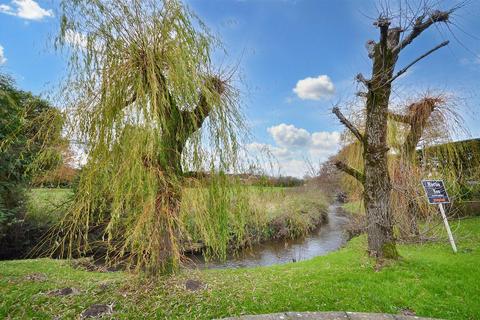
[187,203,350,269]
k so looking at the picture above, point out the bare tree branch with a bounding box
[387,41,449,85]
[334,160,365,184]
[393,9,453,54]
[332,106,364,143]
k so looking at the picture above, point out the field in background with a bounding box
[26,188,73,224]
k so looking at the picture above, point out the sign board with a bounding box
[421,179,457,253]
[422,180,450,204]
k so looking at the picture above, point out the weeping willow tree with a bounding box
[387,95,477,237]
[53,0,245,274]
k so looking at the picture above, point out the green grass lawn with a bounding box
[1,217,479,319]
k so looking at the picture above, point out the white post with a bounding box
[438,203,457,253]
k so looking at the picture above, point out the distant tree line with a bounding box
[184,172,304,188]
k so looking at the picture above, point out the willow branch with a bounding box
[332,106,364,143]
[335,161,365,184]
[387,41,449,85]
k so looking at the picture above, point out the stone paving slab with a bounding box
[221,311,441,320]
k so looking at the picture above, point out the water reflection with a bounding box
[187,204,350,269]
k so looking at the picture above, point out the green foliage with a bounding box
[419,138,480,197]
[0,74,64,241]
[2,217,480,319]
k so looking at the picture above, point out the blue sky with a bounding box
[1,0,480,177]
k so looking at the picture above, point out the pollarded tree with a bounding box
[332,4,458,259]
[54,0,244,274]
[334,94,475,240]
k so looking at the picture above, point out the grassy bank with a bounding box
[25,187,329,256]
[1,217,479,319]
[342,200,364,216]
[181,186,329,253]
[26,188,73,224]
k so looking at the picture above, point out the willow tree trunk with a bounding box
[153,137,184,274]
[150,84,217,273]
[154,177,181,274]
[363,23,400,258]
[402,129,420,236]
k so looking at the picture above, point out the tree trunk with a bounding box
[148,77,218,273]
[364,97,398,257]
[153,177,181,274]
[149,91,210,273]
[406,195,420,236]
[363,24,400,259]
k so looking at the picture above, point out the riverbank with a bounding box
[189,203,348,268]
[1,187,329,260]
[181,186,330,256]
[1,216,479,319]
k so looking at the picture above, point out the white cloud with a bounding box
[460,54,480,66]
[0,0,53,21]
[293,75,335,100]
[0,45,6,65]
[268,123,311,148]
[249,124,341,177]
[276,159,309,178]
[311,131,341,150]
